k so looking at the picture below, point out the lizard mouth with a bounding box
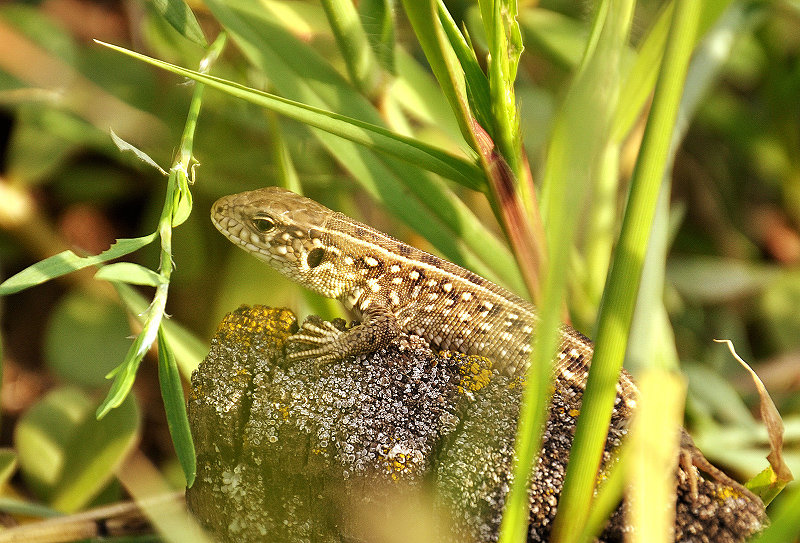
[210,197,239,242]
[211,196,257,253]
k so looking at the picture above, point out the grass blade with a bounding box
[148,0,208,46]
[157,327,196,487]
[0,233,157,295]
[95,40,483,191]
[552,1,702,540]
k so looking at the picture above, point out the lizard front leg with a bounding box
[287,300,401,363]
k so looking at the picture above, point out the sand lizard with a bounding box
[211,186,638,406]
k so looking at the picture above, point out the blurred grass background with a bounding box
[0,0,798,538]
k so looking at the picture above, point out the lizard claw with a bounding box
[286,316,346,363]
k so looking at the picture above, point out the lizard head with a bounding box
[211,187,344,297]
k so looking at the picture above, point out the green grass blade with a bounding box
[552,1,702,540]
[500,1,634,540]
[95,40,483,192]
[0,233,157,295]
[578,444,629,543]
[435,1,492,136]
[403,1,474,143]
[321,0,381,97]
[148,0,208,47]
[157,327,196,487]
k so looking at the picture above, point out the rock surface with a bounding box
[186,305,766,542]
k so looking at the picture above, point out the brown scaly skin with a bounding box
[210,186,760,503]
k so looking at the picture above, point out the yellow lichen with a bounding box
[457,356,494,393]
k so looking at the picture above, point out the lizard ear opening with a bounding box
[307,247,325,268]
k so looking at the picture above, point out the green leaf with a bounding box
[51,393,139,512]
[95,262,165,287]
[746,465,788,506]
[157,328,196,487]
[0,233,157,295]
[110,129,168,175]
[148,0,208,47]
[44,292,133,388]
[14,387,140,512]
[96,292,164,419]
[114,283,207,377]
[14,388,89,501]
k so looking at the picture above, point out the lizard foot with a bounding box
[286,316,348,363]
[679,430,758,503]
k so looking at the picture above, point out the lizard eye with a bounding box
[251,216,276,233]
[306,248,325,268]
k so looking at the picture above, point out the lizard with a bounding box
[210,187,630,398]
[210,186,759,498]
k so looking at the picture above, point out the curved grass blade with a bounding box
[0,233,157,296]
[94,40,483,191]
